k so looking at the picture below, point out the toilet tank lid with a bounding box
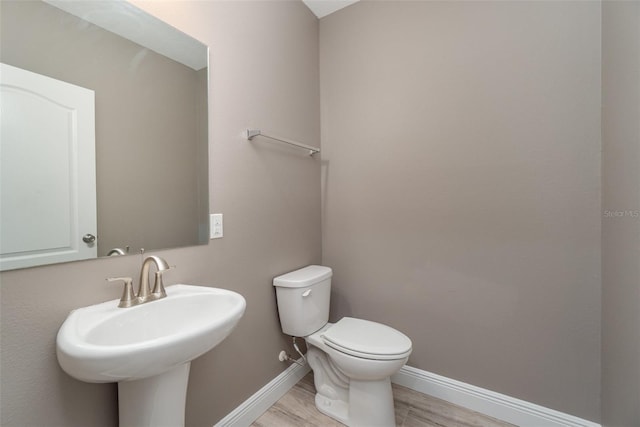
[273,265,332,288]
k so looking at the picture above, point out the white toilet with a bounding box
[273,265,412,427]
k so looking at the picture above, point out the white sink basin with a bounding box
[57,284,246,383]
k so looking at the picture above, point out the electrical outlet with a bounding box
[210,213,223,239]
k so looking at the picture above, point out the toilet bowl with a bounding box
[273,266,412,427]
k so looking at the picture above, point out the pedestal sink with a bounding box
[57,284,246,427]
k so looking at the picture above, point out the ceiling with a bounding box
[302,0,360,18]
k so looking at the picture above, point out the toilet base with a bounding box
[306,338,400,427]
[315,393,350,424]
[315,377,397,427]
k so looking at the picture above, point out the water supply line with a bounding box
[293,337,307,363]
[277,337,308,367]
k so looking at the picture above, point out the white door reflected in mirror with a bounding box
[0,63,97,270]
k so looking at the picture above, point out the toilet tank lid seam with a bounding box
[273,265,332,288]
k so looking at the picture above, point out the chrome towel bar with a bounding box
[245,129,320,156]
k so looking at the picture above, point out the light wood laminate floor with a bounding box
[252,372,516,427]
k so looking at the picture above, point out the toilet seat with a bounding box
[321,317,412,361]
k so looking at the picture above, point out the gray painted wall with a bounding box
[320,1,602,421]
[601,1,640,426]
[0,1,320,426]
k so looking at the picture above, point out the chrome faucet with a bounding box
[108,255,171,308]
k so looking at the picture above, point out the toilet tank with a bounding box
[273,265,332,337]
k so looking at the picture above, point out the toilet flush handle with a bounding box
[302,289,312,297]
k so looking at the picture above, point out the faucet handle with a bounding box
[151,267,174,299]
[107,277,135,308]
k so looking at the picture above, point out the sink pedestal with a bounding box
[118,363,191,427]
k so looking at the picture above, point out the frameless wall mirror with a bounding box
[0,0,209,271]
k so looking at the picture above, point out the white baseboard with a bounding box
[213,359,311,427]
[391,365,601,427]
[214,360,600,427]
